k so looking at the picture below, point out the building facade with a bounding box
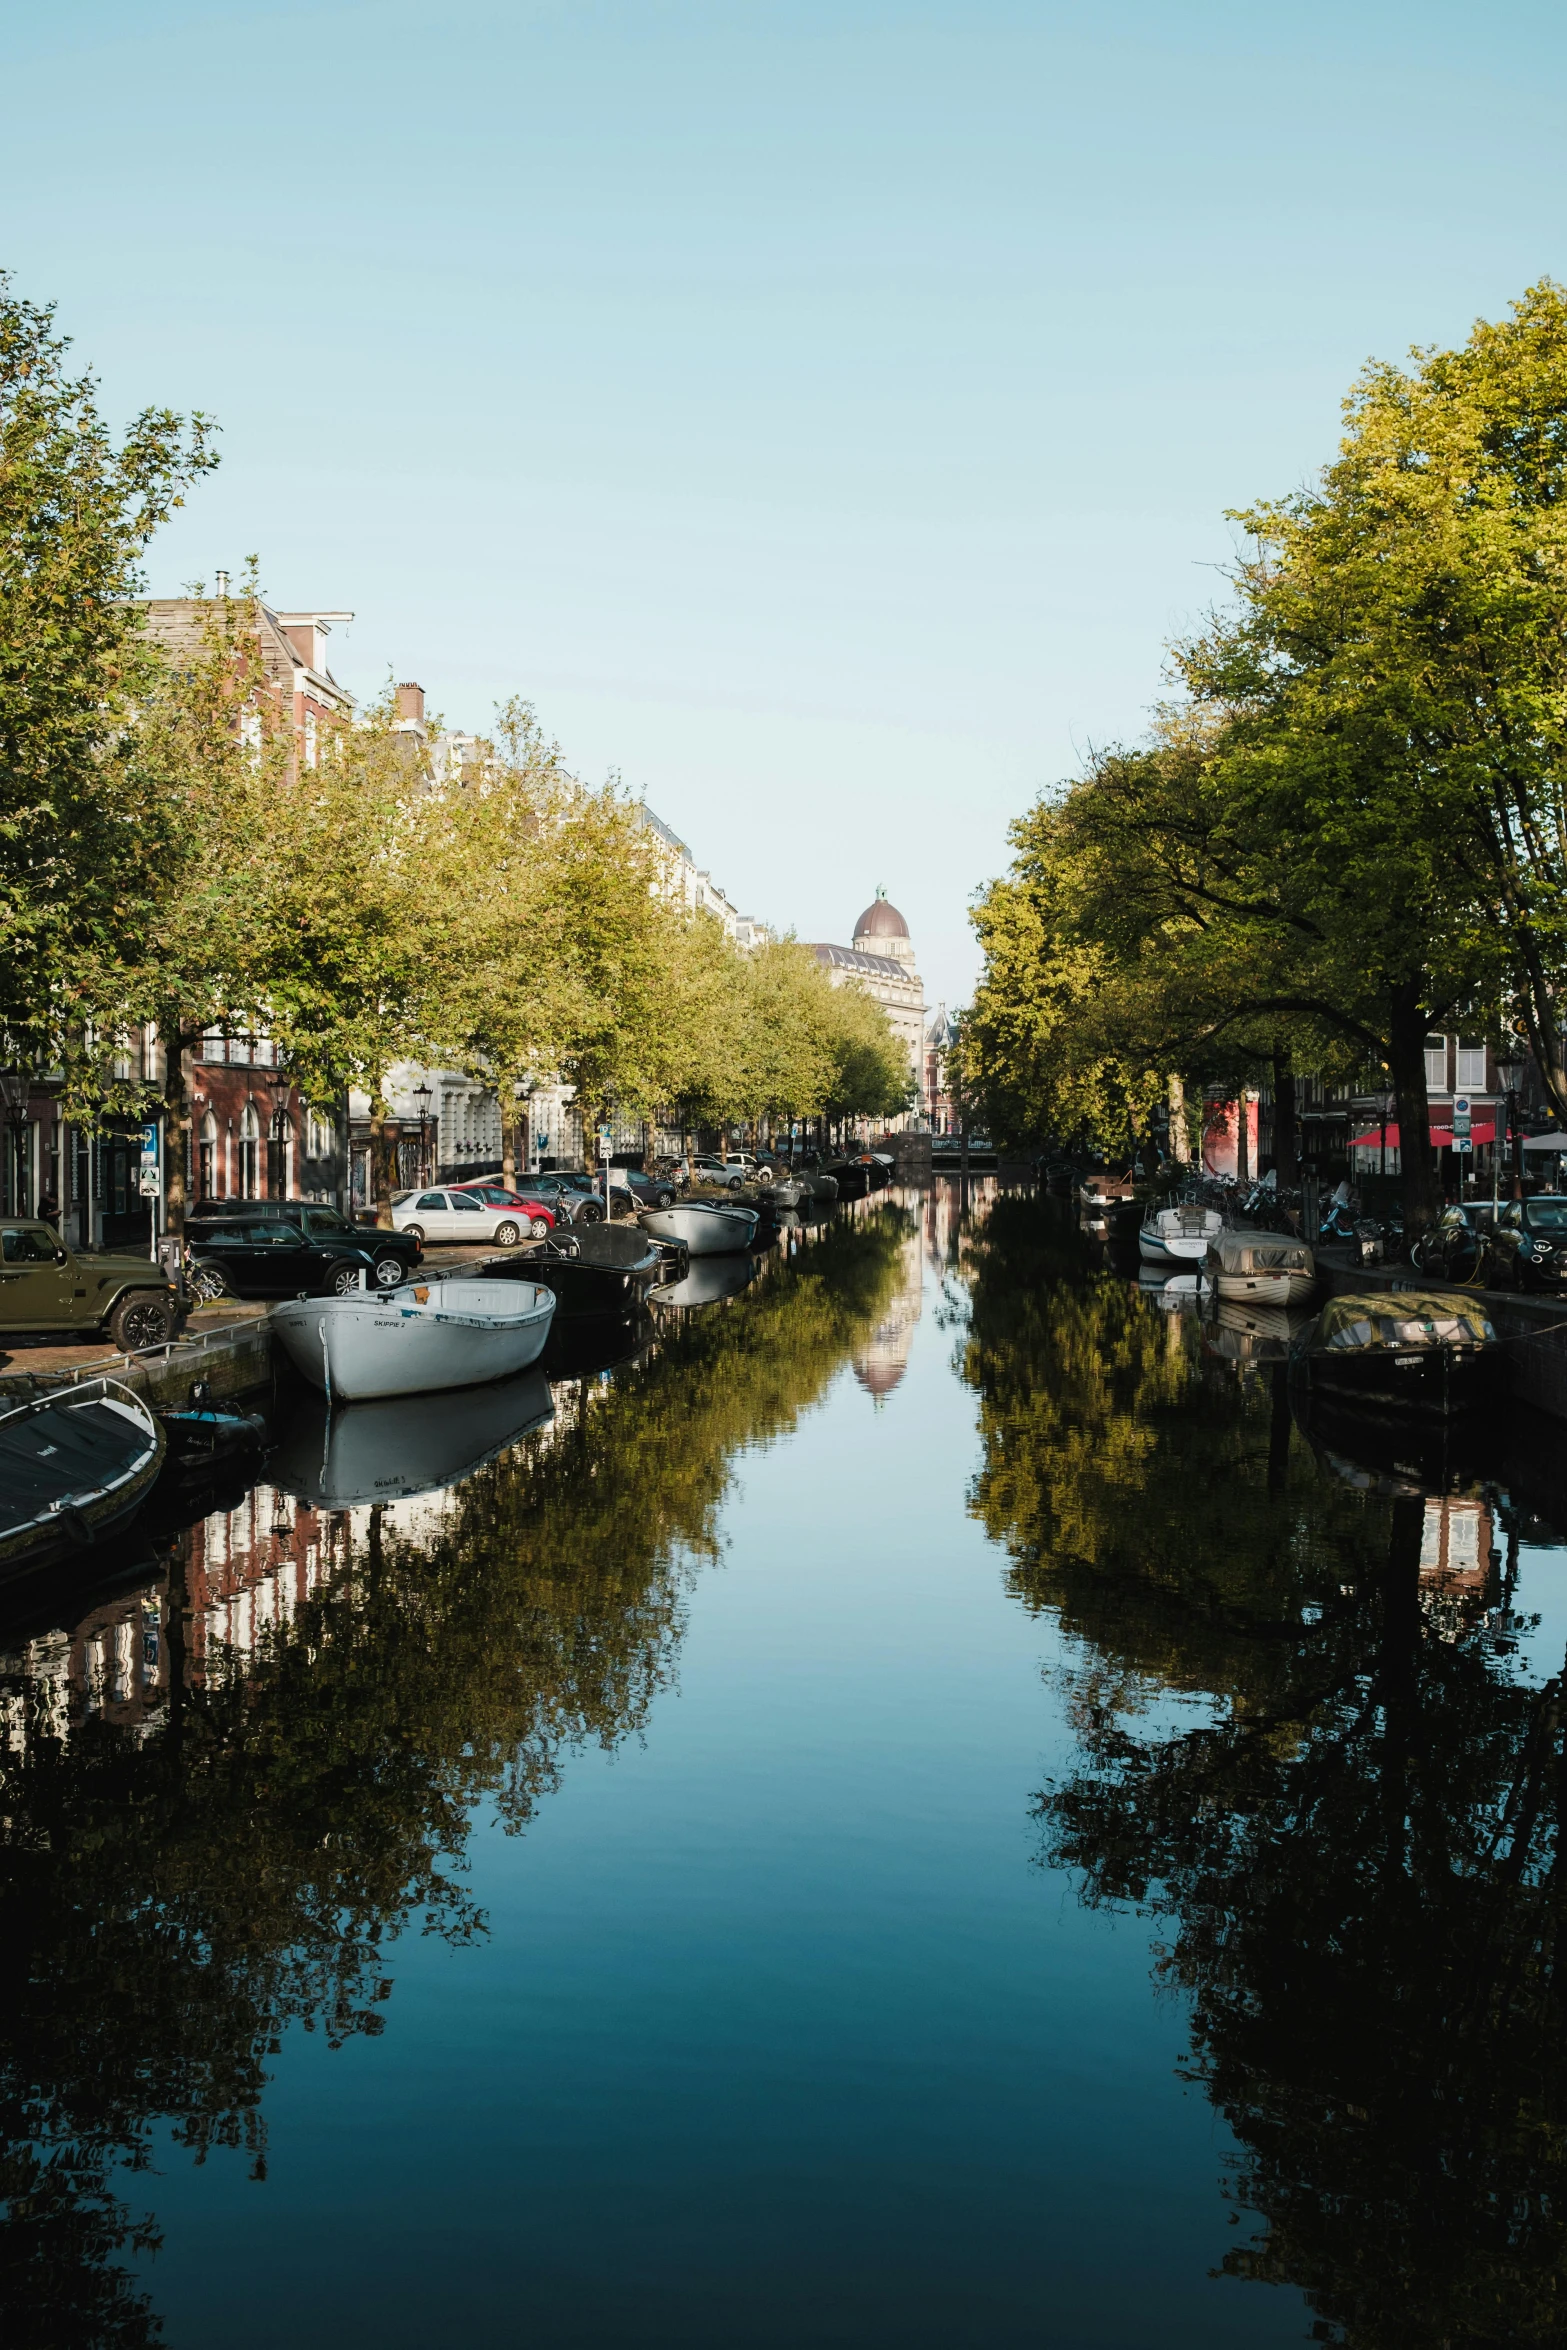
[808,891,927,1099]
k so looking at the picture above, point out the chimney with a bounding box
[214,569,230,599]
[395,682,425,724]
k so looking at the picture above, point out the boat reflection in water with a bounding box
[1205,1296,1314,1363]
[648,1253,760,1309]
[542,1309,656,1380]
[270,1368,555,1511]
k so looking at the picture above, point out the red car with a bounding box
[447,1180,557,1238]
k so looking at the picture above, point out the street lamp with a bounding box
[1496,1049,1527,1197]
[413,1081,434,1185]
[0,1064,29,1215]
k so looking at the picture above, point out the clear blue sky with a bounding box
[9,0,1567,1005]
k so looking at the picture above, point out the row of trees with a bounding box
[959,279,1567,1224]
[0,278,910,1229]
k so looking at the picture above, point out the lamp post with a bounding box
[413,1081,434,1186]
[1496,1050,1526,1201]
[265,1066,292,1201]
[0,1065,27,1214]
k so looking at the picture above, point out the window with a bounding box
[416,1192,446,1211]
[307,1109,333,1159]
[450,1192,483,1213]
[239,1103,260,1197]
[239,707,263,759]
[199,1110,217,1202]
[1425,1034,1449,1092]
[303,711,318,769]
[1,1228,56,1263]
[1456,1038,1487,1090]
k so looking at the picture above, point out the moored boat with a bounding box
[270,1278,556,1401]
[1289,1290,1502,1416]
[1078,1176,1137,1236]
[527,1221,663,1315]
[639,1200,760,1257]
[756,1177,806,1210]
[0,1378,165,1579]
[1139,1203,1223,1265]
[1206,1229,1317,1305]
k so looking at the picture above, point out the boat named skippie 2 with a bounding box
[270,1278,556,1401]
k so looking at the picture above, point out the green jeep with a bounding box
[0,1220,183,1352]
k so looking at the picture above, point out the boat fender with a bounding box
[49,1503,95,1548]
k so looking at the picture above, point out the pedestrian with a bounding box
[36,1187,59,1226]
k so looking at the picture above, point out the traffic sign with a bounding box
[1452,1095,1472,1137]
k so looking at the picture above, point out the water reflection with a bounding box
[0,1201,918,2345]
[963,1194,1567,2348]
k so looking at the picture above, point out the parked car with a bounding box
[1484,1194,1567,1289]
[522,1172,637,1223]
[1413,1202,1496,1284]
[186,1198,420,1291]
[186,1214,382,1300]
[682,1153,776,1190]
[445,1181,557,1236]
[389,1187,537,1246]
[0,1219,183,1351]
[621,1168,678,1209]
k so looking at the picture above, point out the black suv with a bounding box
[186,1207,411,1301]
[187,1200,420,1291]
[1485,1194,1567,1289]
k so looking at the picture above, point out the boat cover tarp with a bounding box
[0,1394,150,1522]
[1209,1230,1313,1275]
[1316,1292,1497,1352]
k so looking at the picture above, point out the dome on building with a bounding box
[853,887,909,942]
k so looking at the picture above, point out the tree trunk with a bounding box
[369,1091,396,1228]
[1167,1072,1190,1166]
[1271,1047,1298,1187]
[502,1084,517,1190]
[1388,996,1442,1230]
[160,1020,192,1241]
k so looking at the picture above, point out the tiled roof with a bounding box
[808,942,909,980]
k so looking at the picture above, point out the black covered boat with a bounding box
[1289,1290,1502,1417]
[527,1221,665,1314]
[0,1378,166,1579]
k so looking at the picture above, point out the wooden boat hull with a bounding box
[0,1381,165,1580]
[1214,1268,1317,1306]
[270,1278,557,1400]
[639,1203,760,1257]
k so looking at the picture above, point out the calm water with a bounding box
[4,1187,1566,2348]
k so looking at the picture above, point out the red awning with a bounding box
[1349,1118,1498,1148]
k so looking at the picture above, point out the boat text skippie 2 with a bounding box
[270,1277,556,1401]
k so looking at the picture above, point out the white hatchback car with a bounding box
[390,1187,531,1247]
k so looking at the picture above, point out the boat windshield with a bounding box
[1317,1292,1497,1351]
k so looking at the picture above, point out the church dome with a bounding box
[853,888,909,942]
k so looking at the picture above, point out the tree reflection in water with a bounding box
[963,1193,1567,2350]
[0,1206,913,2347]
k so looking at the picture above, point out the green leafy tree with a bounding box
[0,276,217,1055]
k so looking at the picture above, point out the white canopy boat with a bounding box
[1139,1203,1223,1265]
[1205,1229,1317,1307]
[638,1200,760,1257]
[270,1277,556,1401]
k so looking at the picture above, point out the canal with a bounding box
[3,1186,1565,2347]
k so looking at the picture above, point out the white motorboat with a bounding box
[1205,1229,1317,1307]
[270,1277,557,1401]
[638,1200,760,1257]
[1139,1203,1223,1265]
[649,1255,760,1309]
